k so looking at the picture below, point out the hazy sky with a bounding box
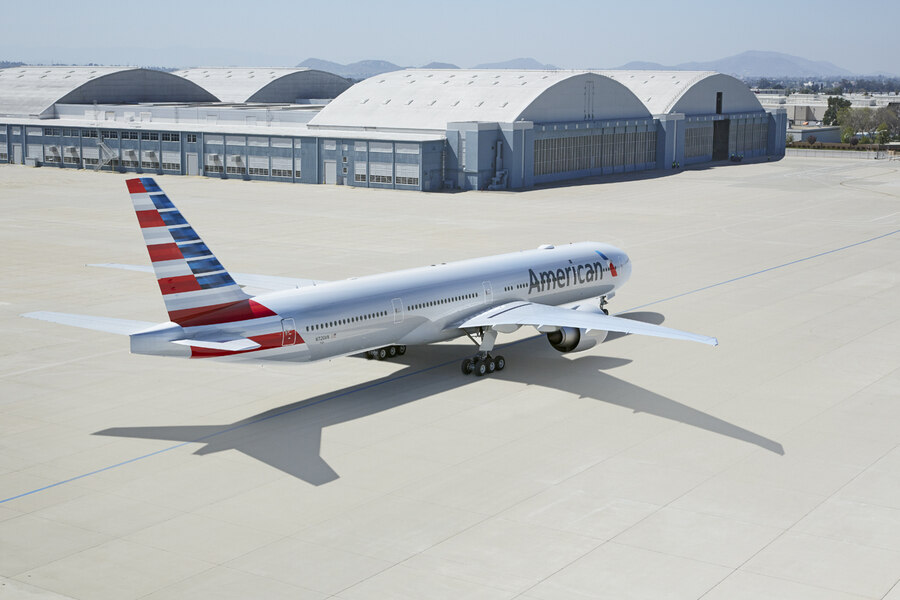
[2,0,897,75]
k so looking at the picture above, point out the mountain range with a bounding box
[297,57,558,79]
[615,51,856,78]
[298,51,891,81]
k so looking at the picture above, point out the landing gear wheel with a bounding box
[494,355,506,371]
[387,345,398,358]
[473,358,488,377]
[460,358,474,375]
[376,347,388,360]
[396,345,407,356]
[487,358,496,373]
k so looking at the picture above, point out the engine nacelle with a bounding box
[545,302,609,353]
[546,327,608,353]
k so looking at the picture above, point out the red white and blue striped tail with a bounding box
[126,178,275,327]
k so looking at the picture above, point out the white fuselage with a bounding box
[132,242,632,362]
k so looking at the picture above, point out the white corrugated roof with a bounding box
[598,70,764,115]
[0,66,130,116]
[0,66,217,117]
[309,69,651,131]
[174,67,348,103]
[598,71,718,114]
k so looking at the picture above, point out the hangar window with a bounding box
[396,163,418,186]
[141,132,159,141]
[161,133,180,142]
[225,154,245,174]
[369,161,392,184]
[142,150,160,170]
[354,162,367,182]
[204,153,223,173]
[186,134,198,143]
[102,130,118,139]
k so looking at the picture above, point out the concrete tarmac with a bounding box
[1,158,899,599]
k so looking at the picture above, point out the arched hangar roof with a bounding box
[309,69,651,131]
[598,71,764,115]
[0,66,217,117]
[173,67,351,103]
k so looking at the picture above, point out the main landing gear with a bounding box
[366,345,406,360]
[460,353,506,376]
[460,327,505,377]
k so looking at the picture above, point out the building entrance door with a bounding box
[712,120,730,161]
[324,160,337,184]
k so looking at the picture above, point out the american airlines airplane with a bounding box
[24,178,717,377]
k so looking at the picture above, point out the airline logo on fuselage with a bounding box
[528,253,616,295]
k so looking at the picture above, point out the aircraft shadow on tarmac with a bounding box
[94,312,784,486]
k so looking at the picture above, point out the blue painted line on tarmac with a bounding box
[2,228,897,504]
[625,229,900,312]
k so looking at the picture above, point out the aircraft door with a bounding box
[482,281,493,304]
[281,318,297,345]
[392,298,404,324]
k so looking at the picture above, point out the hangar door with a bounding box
[712,120,730,161]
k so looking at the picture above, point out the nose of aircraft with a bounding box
[609,248,632,281]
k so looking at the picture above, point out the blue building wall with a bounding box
[0,105,787,190]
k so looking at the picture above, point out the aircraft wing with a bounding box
[89,263,327,293]
[454,301,718,346]
[22,311,157,335]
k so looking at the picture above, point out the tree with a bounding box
[786,134,794,145]
[807,135,817,145]
[873,106,900,138]
[875,124,891,144]
[823,96,852,126]
[838,107,876,137]
[850,136,859,146]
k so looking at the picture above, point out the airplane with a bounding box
[23,178,717,377]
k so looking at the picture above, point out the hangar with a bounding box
[0,66,217,118]
[173,67,351,104]
[0,66,786,191]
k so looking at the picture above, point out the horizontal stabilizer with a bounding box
[170,338,261,352]
[455,301,718,346]
[22,311,157,335]
[89,263,327,293]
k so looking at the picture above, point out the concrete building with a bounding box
[0,66,786,191]
[757,92,900,128]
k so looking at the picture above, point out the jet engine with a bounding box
[545,303,609,353]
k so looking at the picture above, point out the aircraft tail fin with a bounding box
[126,178,274,327]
